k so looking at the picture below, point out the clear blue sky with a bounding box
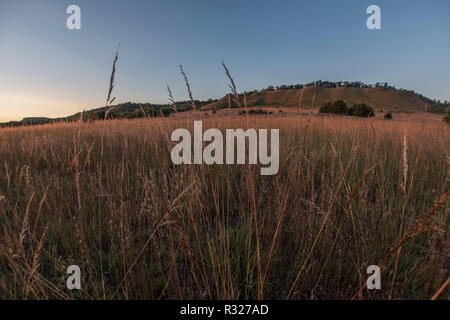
[0,0,449,121]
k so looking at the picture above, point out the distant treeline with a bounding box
[70,100,216,122]
[1,100,217,128]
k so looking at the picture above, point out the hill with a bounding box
[65,100,215,121]
[201,83,447,113]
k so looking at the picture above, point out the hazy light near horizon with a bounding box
[0,91,90,122]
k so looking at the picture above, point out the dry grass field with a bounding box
[0,113,448,299]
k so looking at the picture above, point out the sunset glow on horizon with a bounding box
[0,90,103,122]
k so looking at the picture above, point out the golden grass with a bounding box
[0,114,448,299]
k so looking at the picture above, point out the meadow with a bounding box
[0,114,448,299]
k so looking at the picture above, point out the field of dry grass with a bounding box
[0,114,448,299]
[194,107,446,124]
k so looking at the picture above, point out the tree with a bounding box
[319,101,334,114]
[443,109,450,124]
[352,103,375,117]
[319,100,348,115]
[384,112,393,120]
[332,100,348,114]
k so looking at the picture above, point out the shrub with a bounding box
[319,102,334,114]
[319,101,375,118]
[319,100,348,115]
[384,112,393,120]
[352,103,375,118]
[248,109,268,115]
[444,115,450,124]
[443,111,450,124]
[347,105,354,116]
[333,100,349,114]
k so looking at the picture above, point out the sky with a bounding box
[0,0,449,122]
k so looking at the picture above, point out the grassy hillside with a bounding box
[202,86,445,113]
